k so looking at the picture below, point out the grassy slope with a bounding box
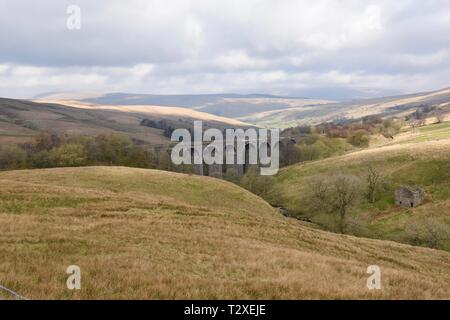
[0,166,449,299]
[36,92,334,122]
[270,122,450,250]
[36,99,250,127]
[0,98,168,145]
[247,88,450,128]
[0,97,250,146]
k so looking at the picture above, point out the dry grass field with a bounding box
[1,167,449,299]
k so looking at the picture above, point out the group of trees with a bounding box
[279,106,449,169]
[406,104,435,122]
[284,116,403,141]
[280,133,361,166]
[0,131,156,171]
[406,104,449,130]
[316,116,403,143]
[238,165,385,235]
[140,119,176,138]
[405,217,450,249]
[305,167,450,249]
[279,117,404,167]
[307,166,386,234]
[239,166,276,198]
[282,106,447,160]
[308,173,365,234]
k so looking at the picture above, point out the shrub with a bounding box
[404,218,450,249]
[30,150,53,168]
[300,144,322,161]
[50,143,87,167]
[347,130,370,147]
[0,144,27,169]
[240,166,275,198]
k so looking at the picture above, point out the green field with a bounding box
[393,121,450,144]
[269,122,450,251]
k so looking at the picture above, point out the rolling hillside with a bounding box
[0,98,248,145]
[241,88,450,127]
[269,121,450,250]
[36,92,333,120]
[36,88,450,128]
[0,166,449,299]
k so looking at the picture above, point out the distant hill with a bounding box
[240,87,450,127]
[0,166,449,299]
[0,98,249,145]
[36,88,450,128]
[35,92,335,124]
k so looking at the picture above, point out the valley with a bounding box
[1,88,450,299]
[2,0,450,303]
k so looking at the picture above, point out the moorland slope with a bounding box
[0,167,449,299]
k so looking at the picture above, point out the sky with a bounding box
[0,0,450,99]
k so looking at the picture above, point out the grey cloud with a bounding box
[0,0,449,98]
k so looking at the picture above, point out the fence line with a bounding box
[0,284,28,300]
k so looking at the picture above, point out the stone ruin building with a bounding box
[395,187,425,208]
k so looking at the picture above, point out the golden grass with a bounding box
[0,167,449,299]
[35,99,250,127]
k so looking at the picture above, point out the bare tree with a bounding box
[330,174,361,234]
[405,218,450,249]
[417,118,426,127]
[408,117,426,132]
[423,219,450,249]
[408,120,419,133]
[309,174,361,234]
[366,166,382,203]
[436,112,445,124]
[308,176,330,213]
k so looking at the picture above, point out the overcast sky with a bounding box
[0,0,449,99]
